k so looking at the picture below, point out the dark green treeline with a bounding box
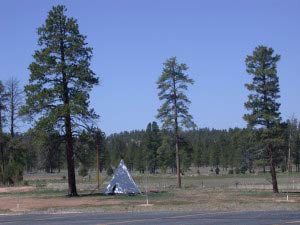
[0,119,300,185]
[105,120,300,175]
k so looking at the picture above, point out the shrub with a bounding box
[107,166,113,176]
[235,167,241,174]
[228,169,234,175]
[78,165,88,177]
[4,161,23,185]
[280,164,286,173]
[215,167,220,175]
[240,166,247,174]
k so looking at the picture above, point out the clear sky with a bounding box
[0,0,299,135]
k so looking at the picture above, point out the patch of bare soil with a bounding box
[0,186,36,193]
[0,196,123,212]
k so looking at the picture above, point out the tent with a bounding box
[105,159,141,195]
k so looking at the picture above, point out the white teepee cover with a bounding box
[105,160,141,194]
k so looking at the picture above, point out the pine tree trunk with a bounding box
[269,146,279,193]
[63,67,77,195]
[270,161,278,193]
[61,35,77,196]
[173,73,181,188]
[65,114,77,196]
[175,135,181,188]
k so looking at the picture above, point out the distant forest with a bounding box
[104,120,300,175]
[1,118,299,184]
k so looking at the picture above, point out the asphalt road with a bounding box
[0,210,299,225]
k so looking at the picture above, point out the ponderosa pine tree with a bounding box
[21,5,99,196]
[145,121,161,174]
[244,46,282,193]
[157,135,174,173]
[157,57,195,188]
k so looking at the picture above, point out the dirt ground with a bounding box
[0,186,299,213]
[0,195,122,212]
[0,186,36,193]
[0,172,299,213]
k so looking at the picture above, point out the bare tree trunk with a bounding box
[288,133,292,173]
[10,89,14,138]
[6,77,22,138]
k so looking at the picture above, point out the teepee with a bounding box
[105,160,141,195]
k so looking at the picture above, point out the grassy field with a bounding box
[0,171,299,214]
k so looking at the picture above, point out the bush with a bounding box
[107,166,113,176]
[215,167,220,175]
[240,166,247,174]
[280,164,286,172]
[235,167,241,174]
[4,162,23,185]
[228,169,234,175]
[78,165,88,177]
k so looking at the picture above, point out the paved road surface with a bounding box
[0,210,299,225]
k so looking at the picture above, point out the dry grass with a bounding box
[0,171,299,214]
[1,188,299,213]
[0,186,36,193]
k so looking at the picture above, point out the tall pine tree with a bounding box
[21,5,99,196]
[244,46,282,193]
[157,57,195,188]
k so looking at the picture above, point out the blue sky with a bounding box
[0,0,299,135]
